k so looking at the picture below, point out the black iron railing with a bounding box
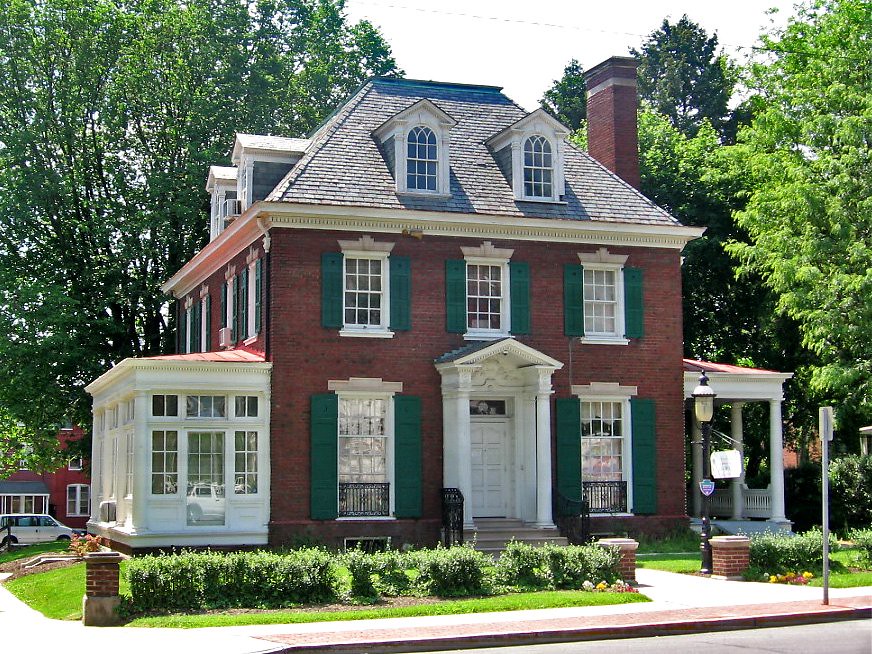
[553,491,591,544]
[338,482,390,517]
[583,481,628,513]
[441,488,464,546]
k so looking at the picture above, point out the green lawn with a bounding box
[636,552,700,574]
[128,590,649,628]
[0,542,69,565]
[5,564,86,620]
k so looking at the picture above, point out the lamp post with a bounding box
[692,371,717,575]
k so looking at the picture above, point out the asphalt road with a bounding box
[425,619,872,654]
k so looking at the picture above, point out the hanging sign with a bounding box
[710,449,743,479]
[699,479,716,496]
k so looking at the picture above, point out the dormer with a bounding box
[373,99,457,197]
[230,133,309,212]
[486,108,570,203]
[206,166,238,241]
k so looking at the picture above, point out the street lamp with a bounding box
[692,371,717,575]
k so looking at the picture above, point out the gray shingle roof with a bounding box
[434,339,508,364]
[0,480,50,495]
[266,78,679,226]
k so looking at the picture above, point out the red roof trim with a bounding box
[146,349,266,363]
[683,358,780,375]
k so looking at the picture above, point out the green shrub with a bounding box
[125,548,337,612]
[749,529,836,574]
[846,528,872,568]
[342,548,377,600]
[410,545,492,597]
[371,549,414,596]
[496,541,551,589]
[544,543,621,588]
[830,455,872,531]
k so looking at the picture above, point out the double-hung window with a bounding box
[66,484,90,516]
[523,135,553,199]
[406,126,438,192]
[465,261,507,334]
[344,256,388,331]
[583,267,620,336]
[151,430,178,494]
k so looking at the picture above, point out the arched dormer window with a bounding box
[406,126,438,191]
[523,135,553,199]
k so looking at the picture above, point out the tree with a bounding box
[632,15,736,139]
[726,0,872,436]
[540,59,586,132]
[0,0,399,471]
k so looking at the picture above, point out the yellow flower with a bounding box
[596,582,607,590]
[803,572,814,579]
[769,575,778,583]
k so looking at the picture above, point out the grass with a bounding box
[127,590,649,628]
[807,571,872,588]
[0,541,69,565]
[5,563,86,620]
[636,529,701,554]
[636,552,700,574]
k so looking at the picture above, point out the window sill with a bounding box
[397,190,452,200]
[339,328,394,339]
[337,516,396,521]
[579,336,630,346]
[516,197,567,205]
[463,331,511,342]
[243,334,258,346]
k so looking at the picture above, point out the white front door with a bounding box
[470,420,508,517]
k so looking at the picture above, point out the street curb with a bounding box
[267,606,872,653]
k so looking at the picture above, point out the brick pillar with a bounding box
[710,535,751,579]
[597,537,639,583]
[83,551,124,626]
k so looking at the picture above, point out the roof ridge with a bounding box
[372,77,504,94]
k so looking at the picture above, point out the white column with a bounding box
[730,402,745,520]
[534,389,555,528]
[691,418,702,517]
[130,392,149,532]
[768,399,787,523]
[442,389,474,530]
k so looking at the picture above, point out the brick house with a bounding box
[86,57,703,552]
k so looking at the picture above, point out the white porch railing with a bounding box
[709,486,772,519]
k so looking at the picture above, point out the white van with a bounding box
[0,514,82,547]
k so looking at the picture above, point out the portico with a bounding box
[684,359,793,531]
[436,339,563,530]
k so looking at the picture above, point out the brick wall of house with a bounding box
[264,227,687,547]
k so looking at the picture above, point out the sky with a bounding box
[345,0,800,110]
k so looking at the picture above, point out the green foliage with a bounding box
[829,455,872,531]
[408,545,493,597]
[845,528,872,569]
[125,548,338,612]
[540,59,586,131]
[749,528,836,573]
[635,526,701,553]
[494,542,621,591]
[726,0,872,429]
[0,0,400,470]
[496,541,551,589]
[784,463,823,532]
[632,15,737,139]
[341,547,378,600]
[370,549,414,596]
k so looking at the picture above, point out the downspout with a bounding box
[258,217,272,360]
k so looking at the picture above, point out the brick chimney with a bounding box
[584,56,640,189]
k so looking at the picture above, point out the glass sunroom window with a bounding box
[523,135,553,198]
[406,126,437,191]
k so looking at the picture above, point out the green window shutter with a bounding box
[393,395,422,518]
[179,305,188,354]
[509,261,531,334]
[240,267,249,339]
[189,304,198,353]
[194,302,201,352]
[220,281,227,330]
[624,267,644,339]
[563,265,584,337]
[205,295,212,351]
[231,276,238,342]
[310,394,338,520]
[555,397,582,502]
[321,252,343,329]
[254,258,263,334]
[445,259,466,333]
[631,398,657,514]
[389,255,411,331]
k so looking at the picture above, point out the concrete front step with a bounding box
[467,519,568,553]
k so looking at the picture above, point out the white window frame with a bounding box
[338,237,395,339]
[234,395,259,418]
[522,134,554,200]
[461,243,514,341]
[66,484,90,516]
[151,394,179,418]
[150,430,179,495]
[572,382,638,515]
[246,261,257,339]
[124,432,134,498]
[185,395,227,419]
[68,456,83,471]
[577,249,630,345]
[184,301,193,354]
[405,125,439,193]
[233,430,259,495]
[225,277,234,332]
[200,295,209,352]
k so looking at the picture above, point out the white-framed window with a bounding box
[110,435,118,499]
[151,430,178,494]
[406,126,438,192]
[234,431,258,494]
[186,431,225,526]
[523,135,553,199]
[68,456,83,471]
[200,296,209,351]
[583,265,625,340]
[125,433,134,497]
[185,303,193,354]
[344,256,387,330]
[235,395,258,418]
[152,394,179,417]
[466,262,505,332]
[66,484,90,516]
[225,277,234,333]
[338,395,392,518]
[186,395,226,418]
[246,260,257,339]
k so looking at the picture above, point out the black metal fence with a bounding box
[338,482,390,517]
[553,491,591,544]
[440,488,464,546]
[583,481,628,513]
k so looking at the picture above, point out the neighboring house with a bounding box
[0,426,91,530]
[86,57,704,553]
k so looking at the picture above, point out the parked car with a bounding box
[0,514,84,546]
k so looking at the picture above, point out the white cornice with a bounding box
[162,201,704,297]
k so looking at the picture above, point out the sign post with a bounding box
[819,406,833,606]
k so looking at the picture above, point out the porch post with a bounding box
[768,399,787,523]
[534,379,555,528]
[691,417,702,517]
[130,392,149,531]
[442,388,474,530]
[730,402,745,520]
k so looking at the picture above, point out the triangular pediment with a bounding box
[435,338,563,370]
[373,98,457,141]
[485,108,571,150]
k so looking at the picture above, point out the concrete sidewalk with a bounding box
[1,568,869,654]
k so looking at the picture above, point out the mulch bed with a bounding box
[0,553,82,581]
